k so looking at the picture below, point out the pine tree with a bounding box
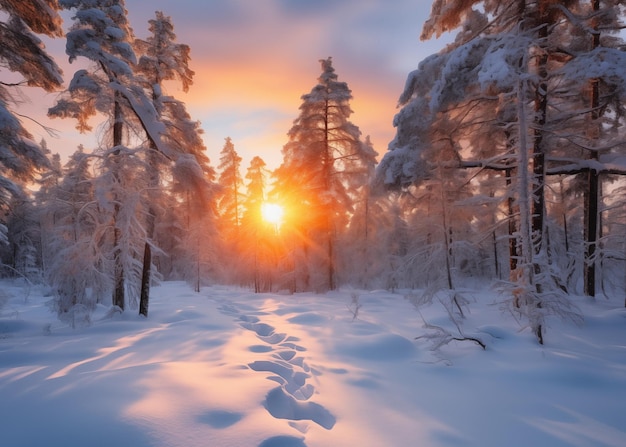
[336,135,380,288]
[241,156,273,292]
[170,154,219,292]
[1,192,39,281]
[34,146,63,279]
[134,10,200,315]
[213,137,244,284]
[44,147,107,327]
[217,137,244,230]
[273,57,374,291]
[376,0,626,342]
[0,0,63,251]
[49,0,149,311]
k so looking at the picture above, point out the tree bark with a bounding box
[531,19,549,294]
[112,95,125,310]
[139,242,151,316]
[506,165,519,274]
[584,0,601,297]
[139,146,159,315]
[323,97,336,291]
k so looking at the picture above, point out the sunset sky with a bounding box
[27,0,451,170]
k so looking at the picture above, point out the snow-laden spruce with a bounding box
[0,0,63,249]
[46,1,218,322]
[376,0,626,343]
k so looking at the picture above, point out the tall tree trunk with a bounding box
[327,219,335,290]
[518,78,543,344]
[139,146,159,316]
[323,97,336,291]
[584,157,599,298]
[506,166,519,275]
[112,96,125,310]
[584,0,601,297]
[139,243,151,316]
[139,190,155,316]
[440,174,454,291]
[531,20,549,294]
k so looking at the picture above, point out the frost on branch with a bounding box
[561,47,626,99]
[377,31,534,189]
[172,154,216,210]
[68,69,101,94]
[421,0,484,40]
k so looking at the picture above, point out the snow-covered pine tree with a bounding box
[1,191,40,281]
[241,156,275,292]
[547,1,626,297]
[335,135,383,289]
[0,0,63,260]
[244,157,268,225]
[273,57,374,292]
[34,146,63,279]
[217,137,244,230]
[134,10,208,315]
[44,146,108,327]
[377,0,626,343]
[170,154,219,292]
[215,137,245,284]
[49,0,156,312]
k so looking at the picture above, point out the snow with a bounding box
[561,47,626,98]
[1,280,625,447]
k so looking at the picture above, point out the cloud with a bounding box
[274,0,360,18]
[32,0,448,169]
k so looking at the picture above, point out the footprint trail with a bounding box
[217,300,336,445]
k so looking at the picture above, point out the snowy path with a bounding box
[1,281,626,447]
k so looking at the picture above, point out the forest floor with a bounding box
[1,280,625,447]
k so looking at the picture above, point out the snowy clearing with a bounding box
[1,280,625,447]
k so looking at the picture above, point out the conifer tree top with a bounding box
[319,57,337,84]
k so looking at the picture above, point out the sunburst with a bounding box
[261,202,284,226]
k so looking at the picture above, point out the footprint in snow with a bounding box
[240,321,275,336]
[263,387,336,430]
[217,301,336,432]
[258,435,307,447]
[197,410,243,429]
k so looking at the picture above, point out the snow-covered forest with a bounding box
[2,0,625,336]
[1,1,626,445]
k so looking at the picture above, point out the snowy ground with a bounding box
[0,280,625,447]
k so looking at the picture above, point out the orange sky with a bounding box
[22,1,451,170]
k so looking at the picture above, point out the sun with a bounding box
[261,202,284,225]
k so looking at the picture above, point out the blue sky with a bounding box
[30,0,451,169]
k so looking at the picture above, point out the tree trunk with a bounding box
[363,191,371,288]
[506,166,519,274]
[584,0,601,297]
[492,229,499,279]
[139,242,151,316]
[517,78,543,344]
[584,161,599,297]
[327,222,335,291]
[440,172,454,291]
[112,96,125,310]
[139,146,159,316]
[112,224,125,310]
[139,239,152,314]
[531,21,549,294]
[323,97,336,291]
